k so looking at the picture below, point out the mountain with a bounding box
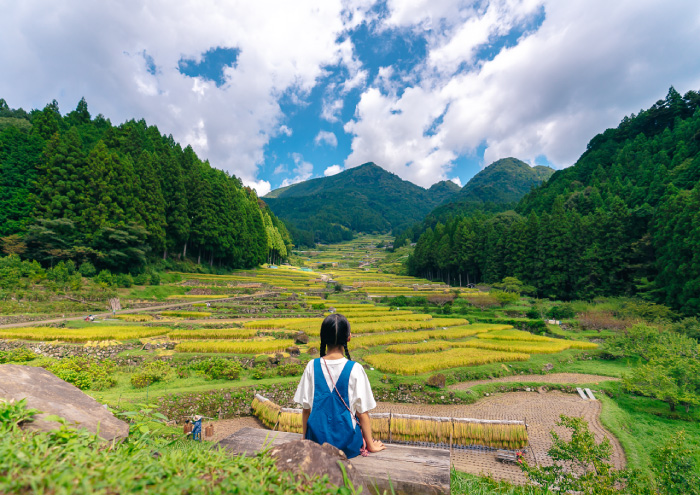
[264,163,458,245]
[452,158,554,204]
[394,158,554,246]
[428,180,462,203]
[407,87,700,313]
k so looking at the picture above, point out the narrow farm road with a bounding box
[0,293,273,329]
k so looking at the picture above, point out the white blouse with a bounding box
[293,357,377,427]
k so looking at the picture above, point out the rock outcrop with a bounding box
[268,439,364,490]
[0,364,129,440]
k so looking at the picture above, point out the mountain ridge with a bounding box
[264,162,449,245]
[265,159,553,247]
[394,158,554,246]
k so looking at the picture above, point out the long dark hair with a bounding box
[319,313,351,360]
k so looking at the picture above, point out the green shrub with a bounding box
[0,348,38,364]
[547,304,576,320]
[276,363,303,377]
[670,317,700,342]
[46,357,117,390]
[115,273,134,288]
[493,291,520,307]
[131,361,173,388]
[78,261,97,277]
[649,431,700,493]
[94,270,115,287]
[149,272,161,286]
[163,272,182,284]
[526,306,543,319]
[426,373,446,388]
[190,358,242,380]
[251,364,268,380]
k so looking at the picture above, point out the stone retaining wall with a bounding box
[0,340,174,359]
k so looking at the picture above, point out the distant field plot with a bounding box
[452,339,573,354]
[243,318,311,329]
[351,324,512,348]
[159,311,212,318]
[0,326,168,342]
[323,304,386,310]
[347,314,433,323]
[175,339,294,354]
[365,348,529,374]
[385,340,453,354]
[165,294,231,300]
[477,329,557,342]
[327,310,417,318]
[429,324,510,339]
[114,314,156,322]
[167,328,258,340]
[289,317,470,335]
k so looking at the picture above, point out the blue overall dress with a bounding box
[304,358,364,459]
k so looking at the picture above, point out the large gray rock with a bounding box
[268,439,365,491]
[0,364,129,440]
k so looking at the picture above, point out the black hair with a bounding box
[319,313,351,360]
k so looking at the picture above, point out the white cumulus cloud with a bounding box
[246,179,272,197]
[0,0,373,188]
[315,130,339,147]
[345,0,700,186]
[280,153,315,187]
[324,164,343,176]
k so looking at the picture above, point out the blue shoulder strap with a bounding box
[313,358,330,394]
[335,360,355,398]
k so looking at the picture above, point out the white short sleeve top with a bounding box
[293,357,377,426]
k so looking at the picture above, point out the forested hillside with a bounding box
[395,158,553,247]
[408,88,700,314]
[0,98,291,273]
[264,162,458,246]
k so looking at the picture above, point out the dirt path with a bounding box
[0,294,273,329]
[206,390,625,485]
[450,373,620,391]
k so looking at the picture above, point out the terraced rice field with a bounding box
[5,234,600,380]
[0,326,169,342]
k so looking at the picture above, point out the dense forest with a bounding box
[408,88,700,314]
[0,97,291,274]
[264,162,459,246]
[394,158,554,247]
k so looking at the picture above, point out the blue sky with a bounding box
[2,1,700,195]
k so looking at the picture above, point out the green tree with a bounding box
[649,431,700,495]
[624,357,700,412]
[521,415,626,494]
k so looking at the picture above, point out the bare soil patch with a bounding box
[450,373,620,391]
[374,391,625,483]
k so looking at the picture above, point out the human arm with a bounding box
[357,411,385,452]
[294,361,314,438]
[302,408,310,437]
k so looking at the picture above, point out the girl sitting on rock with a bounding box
[294,313,386,458]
